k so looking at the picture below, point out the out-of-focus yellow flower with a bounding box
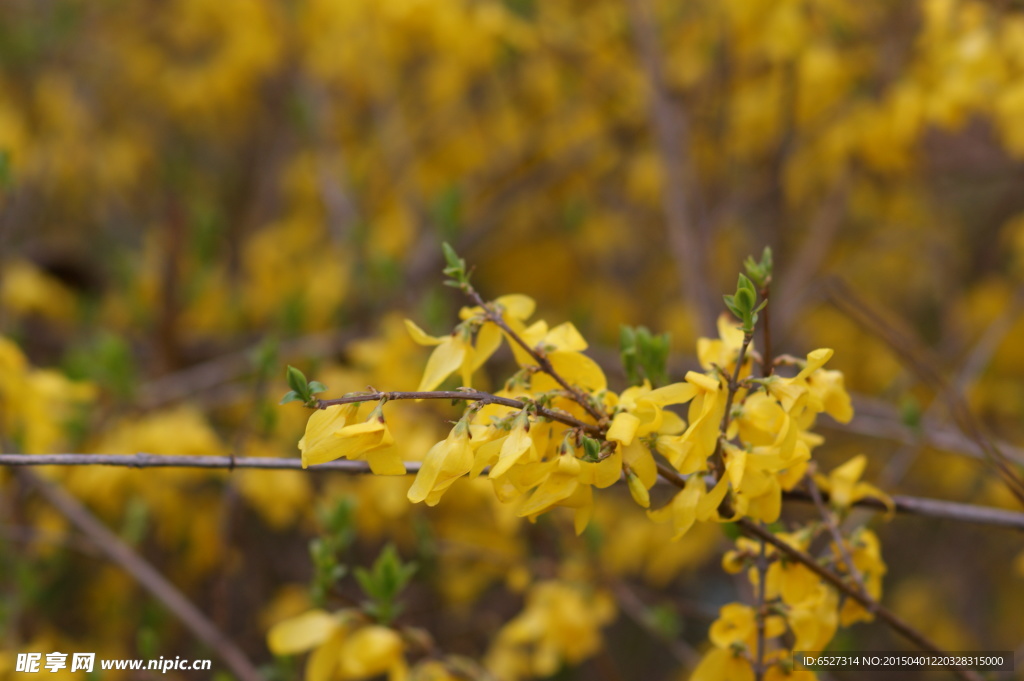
[815,454,893,513]
[838,529,887,625]
[690,647,754,681]
[0,259,77,322]
[486,580,615,680]
[268,609,407,681]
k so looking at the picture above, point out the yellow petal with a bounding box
[366,447,407,475]
[546,351,607,391]
[623,440,657,489]
[490,425,534,478]
[494,294,536,320]
[338,625,405,678]
[644,382,698,406]
[267,610,338,655]
[403,319,444,346]
[471,322,503,372]
[544,322,588,352]
[517,474,578,517]
[407,430,472,504]
[417,338,466,392]
[607,412,640,445]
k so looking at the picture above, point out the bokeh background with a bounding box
[1,0,1023,679]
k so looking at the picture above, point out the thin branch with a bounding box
[827,394,1024,467]
[0,453,416,473]
[655,462,988,681]
[760,281,773,379]
[624,0,715,336]
[711,332,753,475]
[804,473,866,593]
[825,277,1024,506]
[15,469,264,681]
[318,389,601,434]
[753,538,768,681]
[462,290,609,425]
[736,518,984,681]
[4,454,1024,530]
[610,581,700,668]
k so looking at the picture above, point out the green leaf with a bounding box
[307,381,328,394]
[279,390,302,405]
[286,366,308,397]
[442,242,463,271]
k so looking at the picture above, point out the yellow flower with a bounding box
[786,585,839,651]
[267,610,408,681]
[489,412,537,478]
[404,319,477,392]
[697,313,755,375]
[656,371,725,474]
[487,581,615,679]
[648,473,729,540]
[299,404,405,474]
[407,422,474,506]
[837,529,886,625]
[815,454,893,513]
[690,647,754,681]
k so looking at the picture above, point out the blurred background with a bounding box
[1,0,1023,679]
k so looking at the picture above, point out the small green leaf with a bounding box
[279,390,302,405]
[442,242,462,270]
[307,381,328,394]
[286,366,309,397]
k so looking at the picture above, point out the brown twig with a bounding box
[4,454,1023,530]
[735,518,984,681]
[804,473,867,593]
[824,277,1024,506]
[16,469,264,681]
[760,281,773,379]
[753,538,768,681]
[711,332,753,475]
[624,0,715,336]
[653,462,985,681]
[610,582,699,668]
[318,389,601,434]
[463,289,609,425]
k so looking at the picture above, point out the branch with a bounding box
[0,453,417,473]
[462,290,609,425]
[317,389,601,434]
[736,518,984,681]
[804,473,866,593]
[824,277,1024,506]
[655,462,986,681]
[3,455,1023,530]
[624,0,715,336]
[16,469,264,681]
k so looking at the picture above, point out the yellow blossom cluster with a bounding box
[299,296,855,545]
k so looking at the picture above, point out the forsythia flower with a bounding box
[267,610,407,681]
[299,404,406,474]
[406,294,535,391]
[815,454,893,513]
[407,419,474,506]
[485,581,615,680]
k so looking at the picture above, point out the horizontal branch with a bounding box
[317,390,601,434]
[0,453,421,474]
[2,454,1024,531]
